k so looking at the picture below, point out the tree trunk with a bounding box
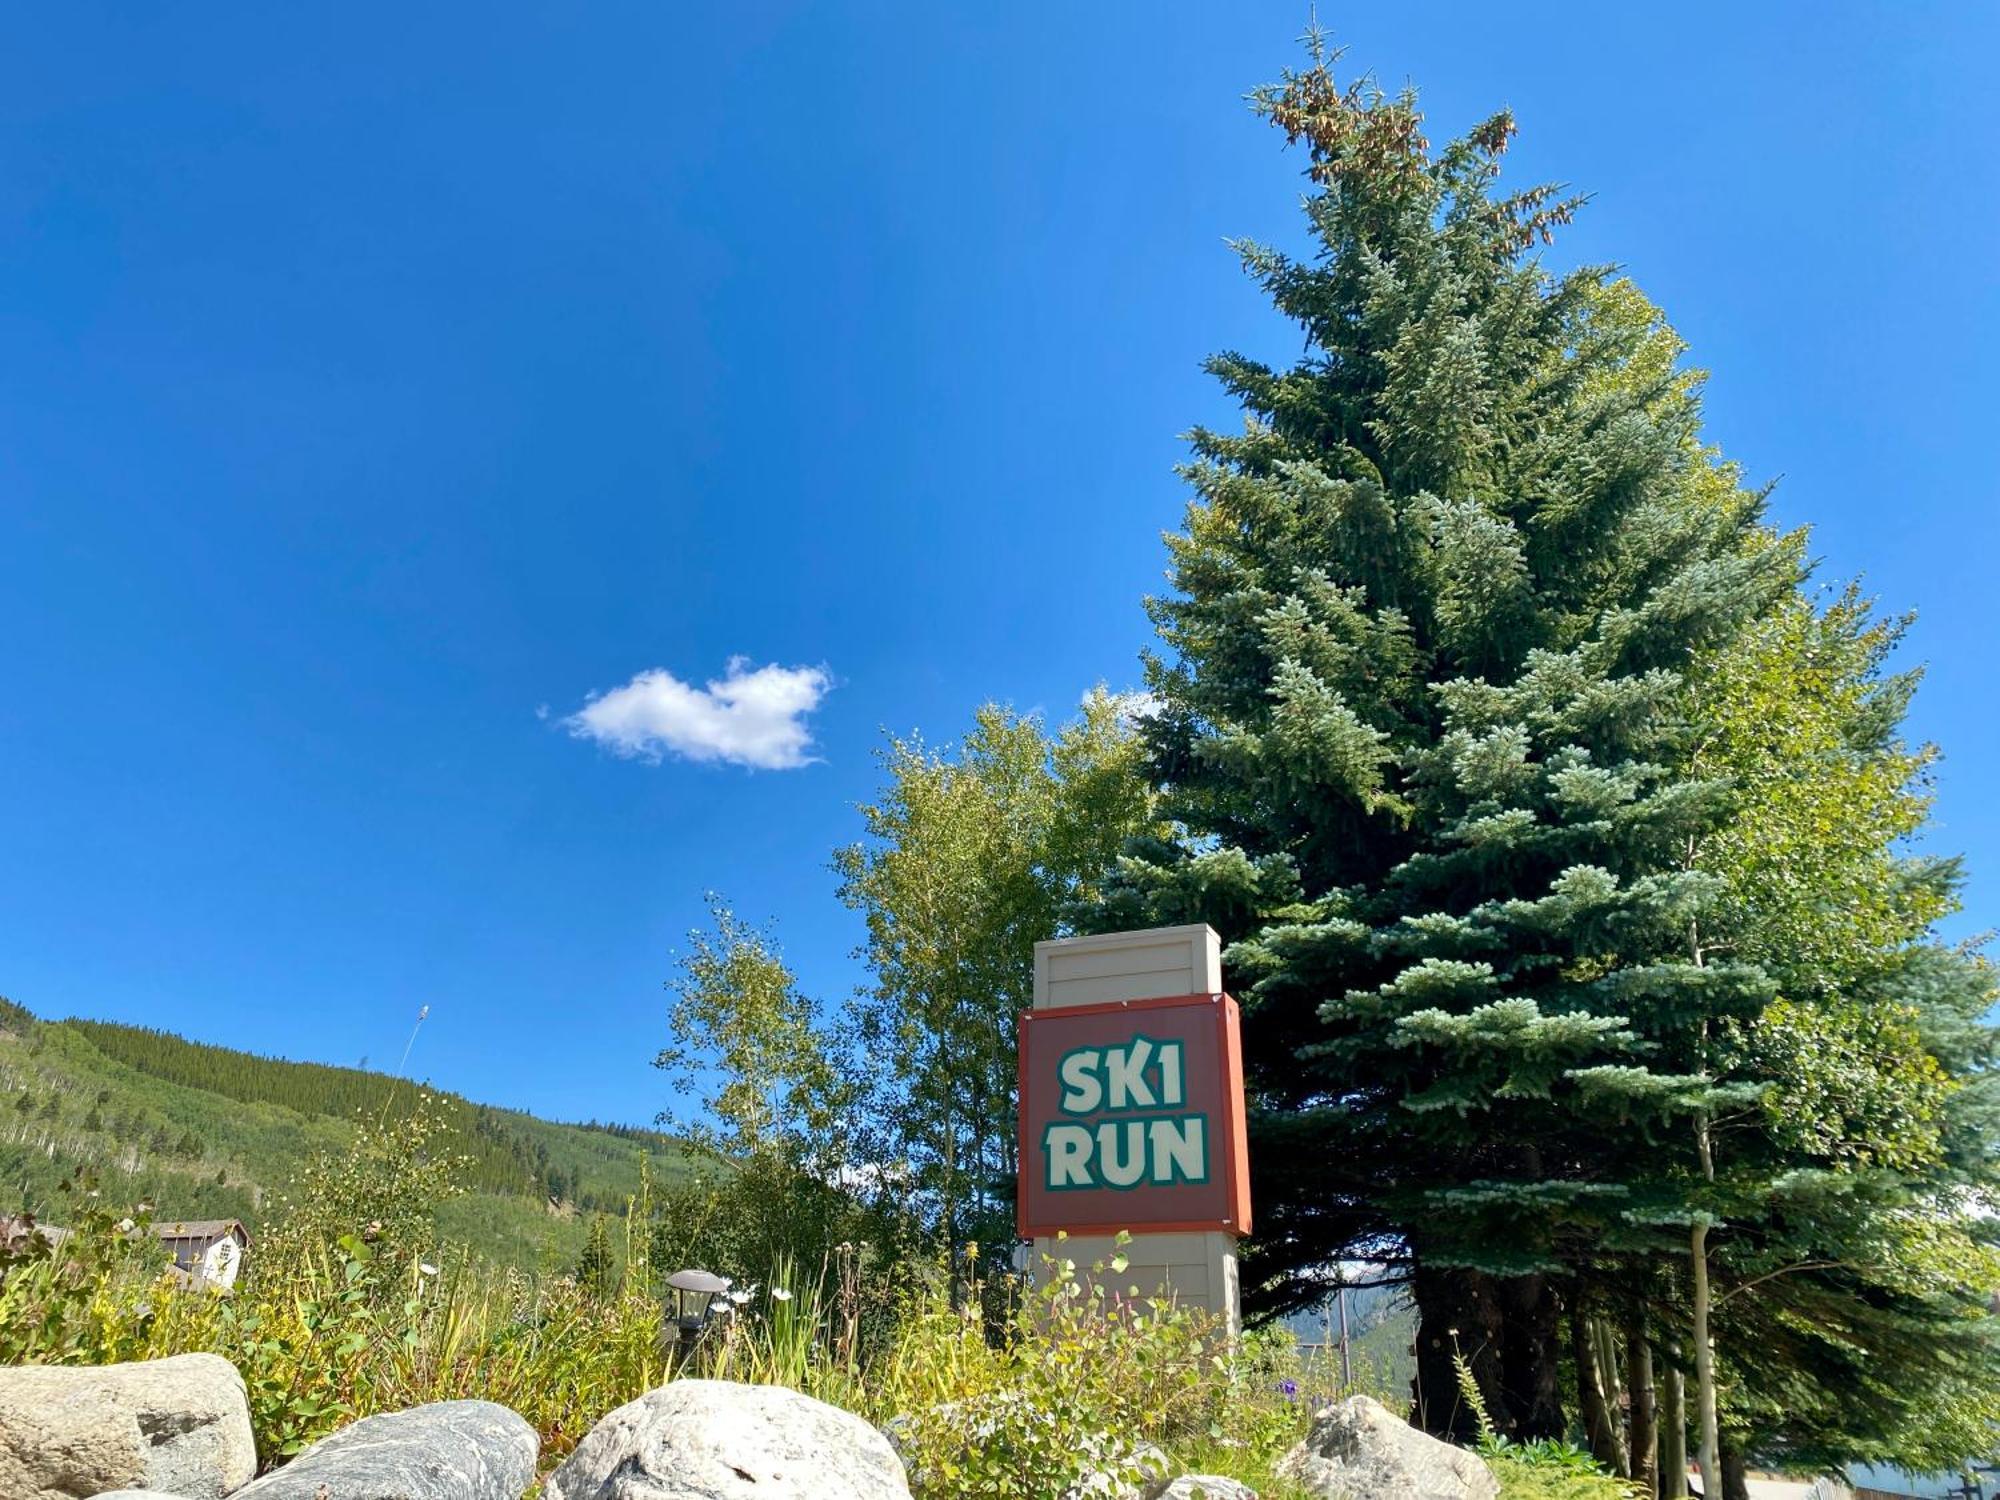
[1719,1440,1750,1500]
[1626,1307,1658,1498]
[1592,1316,1626,1444]
[1659,1343,1688,1498]
[1571,1293,1627,1474]
[1499,1273,1565,1441]
[1686,925,1723,1495]
[1412,1263,1507,1441]
[1692,1217,1720,1492]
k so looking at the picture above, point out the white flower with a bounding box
[728,1289,753,1306]
[771,1288,793,1302]
[419,1263,439,1277]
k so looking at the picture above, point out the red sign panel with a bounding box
[1017,993,1251,1239]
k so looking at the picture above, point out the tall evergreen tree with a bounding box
[1087,38,1797,1441]
[1086,39,1999,1479]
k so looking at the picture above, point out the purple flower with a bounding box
[1279,1379,1299,1399]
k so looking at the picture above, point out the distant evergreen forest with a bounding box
[0,994,689,1269]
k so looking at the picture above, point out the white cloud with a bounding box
[562,658,832,770]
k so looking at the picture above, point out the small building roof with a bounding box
[154,1219,251,1245]
[3,1215,70,1249]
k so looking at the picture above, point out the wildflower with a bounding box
[1280,1378,1300,1399]
[771,1288,793,1303]
[419,1263,439,1277]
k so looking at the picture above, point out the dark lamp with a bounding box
[667,1268,729,1352]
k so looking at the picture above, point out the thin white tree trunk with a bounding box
[1686,893,1723,1495]
[1692,1122,1720,1492]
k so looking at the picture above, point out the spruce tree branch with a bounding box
[1714,1260,1847,1306]
[1332,1272,1413,1291]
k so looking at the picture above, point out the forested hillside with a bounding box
[0,994,688,1269]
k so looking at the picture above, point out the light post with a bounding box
[666,1268,729,1358]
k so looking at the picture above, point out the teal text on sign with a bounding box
[1043,1034,1209,1191]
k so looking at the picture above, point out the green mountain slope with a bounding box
[0,994,689,1270]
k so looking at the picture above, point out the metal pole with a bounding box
[1338,1284,1352,1389]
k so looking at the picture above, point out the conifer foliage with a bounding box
[1085,34,1998,1477]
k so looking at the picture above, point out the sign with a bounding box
[1016,992,1250,1239]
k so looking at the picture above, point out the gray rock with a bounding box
[231,1400,536,1500]
[878,1409,918,1476]
[548,1379,909,1500]
[1276,1395,1497,1500]
[0,1352,256,1500]
[1151,1478,1259,1500]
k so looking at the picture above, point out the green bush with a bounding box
[1487,1451,1640,1500]
[1450,1341,1637,1500]
[873,1236,1309,1498]
[0,1174,165,1365]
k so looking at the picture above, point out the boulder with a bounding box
[1276,1395,1497,1500]
[230,1400,536,1500]
[0,1352,256,1500]
[548,1380,909,1500]
[1152,1479,1259,1500]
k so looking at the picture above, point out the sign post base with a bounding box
[1031,1229,1241,1337]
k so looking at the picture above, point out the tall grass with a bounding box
[3,1119,1411,1498]
[7,1205,1354,1497]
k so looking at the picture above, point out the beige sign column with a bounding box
[1029,922,1241,1334]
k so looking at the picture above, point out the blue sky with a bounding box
[2,5,1994,1128]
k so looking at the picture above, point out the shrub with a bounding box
[873,1236,1309,1499]
[1453,1344,1638,1500]
[162,1235,379,1459]
[258,1093,468,1275]
[0,1174,167,1365]
[1487,1451,1642,1500]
